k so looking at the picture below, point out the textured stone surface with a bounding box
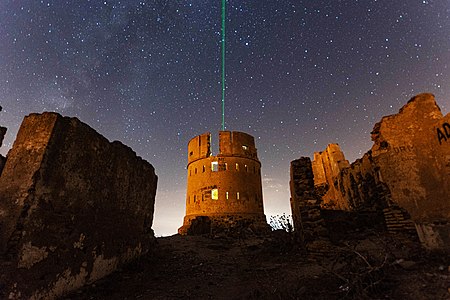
[289,157,328,243]
[370,93,450,250]
[371,93,450,222]
[312,144,350,210]
[0,112,157,299]
[180,131,269,235]
[291,93,450,251]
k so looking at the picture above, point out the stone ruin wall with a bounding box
[291,93,450,252]
[0,126,6,173]
[289,158,328,244]
[312,144,350,210]
[314,146,391,213]
[370,93,450,250]
[0,112,157,299]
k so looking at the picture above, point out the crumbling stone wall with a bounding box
[291,93,450,252]
[370,93,450,250]
[289,158,328,243]
[0,126,6,173]
[0,112,157,299]
[312,144,350,210]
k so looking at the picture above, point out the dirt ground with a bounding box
[65,231,450,300]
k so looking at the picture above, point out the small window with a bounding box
[194,195,196,202]
[253,166,256,173]
[195,168,197,174]
[245,165,248,172]
[242,145,248,150]
[235,163,239,171]
[211,161,218,172]
[189,151,194,156]
[237,192,240,200]
[226,192,229,200]
[211,189,218,200]
[224,163,228,170]
[202,165,205,172]
[189,169,192,176]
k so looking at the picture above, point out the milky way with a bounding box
[0,1,449,235]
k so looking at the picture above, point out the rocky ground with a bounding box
[65,231,450,300]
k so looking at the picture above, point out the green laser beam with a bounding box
[221,0,226,131]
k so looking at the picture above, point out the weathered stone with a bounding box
[290,93,450,252]
[310,144,389,212]
[179,131,269,235]
[395,259,417,270]
[371,93,450,222]
[0,112,157,299]
[0,126,6,174]
[312,144,350,210]
[289,158,328,243]
[186,216,212,235]
[369,93,450,250]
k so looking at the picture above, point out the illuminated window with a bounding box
[226,192,229,200]
[211,189,219,200]
[211,161,218,172]
[245,165,248,172]
[224,163,228,170]
[242,145,248,150]
[237,192,240,200]
[236,163,239,171]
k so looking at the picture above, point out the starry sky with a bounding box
[0,1,449,236]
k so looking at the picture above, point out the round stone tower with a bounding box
[178,131,268,234]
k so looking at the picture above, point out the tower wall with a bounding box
[179,131,268,234]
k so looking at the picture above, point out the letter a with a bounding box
[443,122,450,138]
[437,128,447,145]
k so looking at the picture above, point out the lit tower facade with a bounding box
[179,131,268,234]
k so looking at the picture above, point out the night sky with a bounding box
[0,1,449,235]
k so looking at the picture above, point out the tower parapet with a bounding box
[179,131,269,234]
